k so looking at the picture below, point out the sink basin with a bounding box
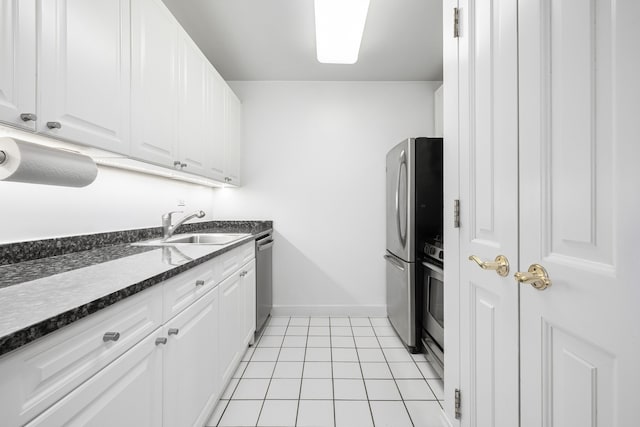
[133,233,250,246]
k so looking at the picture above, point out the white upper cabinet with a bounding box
[130,0,179,167]
[38,0,131,154]
[0,0,36,131]
[177,32,209,177]
[205,68,226,181]
[224,86,242,185]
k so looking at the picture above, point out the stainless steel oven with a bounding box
[421,245,444,377]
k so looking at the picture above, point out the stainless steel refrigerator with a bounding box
[385,137,443,351]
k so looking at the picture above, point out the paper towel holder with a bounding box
[0,150,6,165]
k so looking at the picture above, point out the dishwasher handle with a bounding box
[257,239,274,251]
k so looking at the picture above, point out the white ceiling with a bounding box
[161,0,443,82]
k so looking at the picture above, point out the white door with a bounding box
[457,0,520,426]
[131,0,179,167]
[0,0,36,131]
[163,286,220,427]
[518,0,640,425]
[38,0,130,154]
[177,32,208,177]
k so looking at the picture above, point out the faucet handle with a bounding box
[162,210,183,223]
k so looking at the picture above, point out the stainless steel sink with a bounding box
[133,233,250,246]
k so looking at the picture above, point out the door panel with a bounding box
[130,0,178,166]
[458,0,520,426]
[0,0,36,130]
[519,0,639,425]
[38,0,130,153]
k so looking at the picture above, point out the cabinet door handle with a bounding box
[20,113,37,122]
[174,160,182,167]
[103,332,120,342]
[168,328,180,336]
[195,279,205,286]
[155,337,168,345]
[46,121,61,129]
[181,163,187,168]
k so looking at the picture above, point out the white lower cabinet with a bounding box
[0,241,257,427]
[162,285,221,427]
[242,259,257,346]
[219,271,244,385]
[25,331,163,427]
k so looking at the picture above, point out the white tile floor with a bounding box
[206,316,446,427]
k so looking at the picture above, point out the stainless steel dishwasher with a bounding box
[255,232,274,335]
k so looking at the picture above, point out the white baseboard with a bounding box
[271,305,387,317]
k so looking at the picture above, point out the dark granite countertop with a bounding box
[0,221,272,358]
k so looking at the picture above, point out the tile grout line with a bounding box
[352,316,376,427]
[258,316,292,427]
[216,318,266,427]
[294,317,309,427]
[329,317,337,427]
[372,320,416,427]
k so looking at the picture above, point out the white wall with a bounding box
[0,125,214,244]
[212,81,439,315]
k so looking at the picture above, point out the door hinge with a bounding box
[454,199,460,228]
[455,388,462,419]
[453,8,460,38]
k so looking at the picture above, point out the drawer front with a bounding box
[162,258,217,322]
[218,241,255,281]
[0,285,162,427]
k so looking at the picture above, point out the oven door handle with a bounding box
[384,254,406,272]
[422,261,444,275]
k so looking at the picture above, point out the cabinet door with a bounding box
[242,259,256,346]
[205,68,226,181]
[38,0,130,154]
[219,272,244,384]
[0,0,36,130]
[163,286,221,427]
[224,86,242,185]
[131,0,178,167]
[177,32,208,177]
[25,333,162,427]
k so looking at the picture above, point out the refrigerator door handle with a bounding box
[396,150,407,248]
[384,254,406,271]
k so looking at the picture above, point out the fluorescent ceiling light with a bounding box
[314,0,370,64]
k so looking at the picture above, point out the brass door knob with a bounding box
[514,264,551,290]
[468,255,510,277]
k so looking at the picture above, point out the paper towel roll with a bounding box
[0,137,98,187]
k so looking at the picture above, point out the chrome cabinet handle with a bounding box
[46,121,61,129]
[181,163,187,168]
[173,160,181,167]
[515,264,552,290]
[195,279,205,286]
[20,113,37,122]
[155,337,168,345]
[168,328,179,336]
[468,255,510,277]
[103,332,120,342]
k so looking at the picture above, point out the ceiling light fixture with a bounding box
[314,0,370,64]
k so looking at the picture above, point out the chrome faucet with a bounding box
[162,210,205,240]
